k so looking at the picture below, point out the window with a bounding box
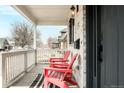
[69,18,74,44]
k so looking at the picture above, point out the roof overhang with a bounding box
[12,5,71,25]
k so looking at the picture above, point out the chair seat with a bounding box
[48,78,69,88]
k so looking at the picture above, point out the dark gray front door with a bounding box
[100,6,124,88]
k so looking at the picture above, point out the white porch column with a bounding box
[33,24,37,49]
[33,24,37,65]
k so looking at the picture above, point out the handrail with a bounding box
[1,49,35,88]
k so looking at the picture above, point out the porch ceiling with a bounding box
[12,5,71,25]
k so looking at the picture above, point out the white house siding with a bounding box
[68,5,86,88]
[82,6,86,88]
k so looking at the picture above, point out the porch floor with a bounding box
[10,63,78,88]
[10,63,49,88]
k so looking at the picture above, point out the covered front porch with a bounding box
[0,5,81,88]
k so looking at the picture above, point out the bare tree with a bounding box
[36,29,43,48]
[11,22,41,48]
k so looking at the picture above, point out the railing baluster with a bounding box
[36,49,66,64]
[13,56,14,78]
[10,56,11,81]
[6,58,9,83]
[11,56,13,81]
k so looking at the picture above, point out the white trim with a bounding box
[12,5,37,24]
[37,20,68,25]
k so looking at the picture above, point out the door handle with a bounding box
[98,44,103,62]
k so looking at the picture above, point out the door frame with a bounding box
[86,5,101,88]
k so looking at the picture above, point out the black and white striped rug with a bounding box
[29,74,44,88]
[29,73,58,88]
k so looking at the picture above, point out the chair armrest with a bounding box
[50,58,63,60]
[49,58,63,62]
[43,67,72,73]
[50,63,69,66]
[50,59,69,63]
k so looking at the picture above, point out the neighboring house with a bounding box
[51,39,60,49]
[48,37,59,49]
[49,28,68,49]
[0,38,11,51]
[58,28,68,49]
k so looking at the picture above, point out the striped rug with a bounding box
[29,74,44,88]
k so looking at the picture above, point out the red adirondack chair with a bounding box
[49,50,70,63]
[43,54,78,88]
[49,51,70,68]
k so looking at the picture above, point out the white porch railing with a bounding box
[0,49,66,88]
[36,49,66,63]
[1,49,35,88]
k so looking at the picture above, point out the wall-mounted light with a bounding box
[70,5,75,17]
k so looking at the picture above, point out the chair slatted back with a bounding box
[61,54,78,80]
[63,51,70,60]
